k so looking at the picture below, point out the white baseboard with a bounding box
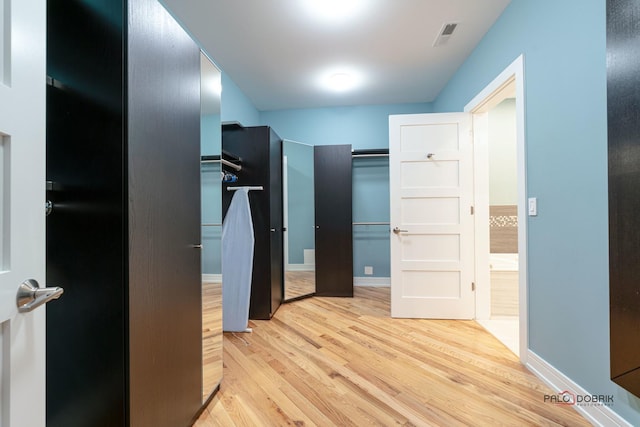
[354,277,390,287]
[526,350,631,427]
[202,274,222,283]
[286,264,315,272]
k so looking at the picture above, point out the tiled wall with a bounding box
[490,205,518,253]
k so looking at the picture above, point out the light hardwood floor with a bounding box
[194,287,589,426]
[284,270,316,301]
[203,281,223,401]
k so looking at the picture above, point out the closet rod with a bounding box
[227,186,263,191]
[353,221,390,225]
[352,154,389,158]
[351,148,389,158]
[221,158,242,171]
[201,155,242,171]
[202,223,222,227]
[200,158,242,171]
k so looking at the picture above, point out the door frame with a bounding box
[464,55,528,361]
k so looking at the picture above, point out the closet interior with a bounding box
[222,125,284,320]
[221,130,360,316]
[352,149,391,283]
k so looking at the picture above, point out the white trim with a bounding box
[465,54,529,363]
[202,274,222,283]
[464,55,521,112]
[472,112,490,321]
[286,264,315,272]
[354,277,390,287]
[527,351,632,427]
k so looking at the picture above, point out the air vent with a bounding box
[442,23,457,36]
[433,22,459,47]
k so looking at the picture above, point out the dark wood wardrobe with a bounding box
[46,1,203,426]
[222,125,284,319]
[607,0,640,398]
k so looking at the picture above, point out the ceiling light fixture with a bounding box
[328,72,355,91]
[316,67,365,94]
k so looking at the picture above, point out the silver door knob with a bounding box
[393,227,408,234]
[16,279,64,313]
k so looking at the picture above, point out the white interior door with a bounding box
[0,0,48,425]
[389,113,475,319]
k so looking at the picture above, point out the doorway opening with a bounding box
[465,55,527,360]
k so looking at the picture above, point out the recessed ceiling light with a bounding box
[318,68,365,93]
[328,73,354,91]
[302,0,367,24]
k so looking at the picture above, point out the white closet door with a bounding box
[389,113,475,319]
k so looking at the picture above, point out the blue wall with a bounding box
[261,103,432,150]
[435,0,640,423]
[283,140,315,265]
[201,113,222,275]
[201,161,222,274]
[201,114,221,155]
[221,72,261,126]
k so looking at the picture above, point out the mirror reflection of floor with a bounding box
[284,270,315,301]
[202,281,223,401]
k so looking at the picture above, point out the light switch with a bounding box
[528,197,537,216]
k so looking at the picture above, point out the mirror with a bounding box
[283,140,316,301]
[200,52,223,402]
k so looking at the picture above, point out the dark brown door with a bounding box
[314,145,354,297]
[269,129,284,315]
[127,0,202,425]
[608,0,640,398]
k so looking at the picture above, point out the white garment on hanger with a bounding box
[221,188,255,332]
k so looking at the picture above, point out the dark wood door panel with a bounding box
[314,145,353,297]
[608,0,640,396]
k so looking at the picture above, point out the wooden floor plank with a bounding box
[197,287,590,426]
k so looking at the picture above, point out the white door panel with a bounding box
[400,123,460,151]
[0,0,47,425]
[401,198,460,224]
[390,113,474,319]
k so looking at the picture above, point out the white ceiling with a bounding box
[162,0,511,111]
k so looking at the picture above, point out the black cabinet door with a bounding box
[608,0,640,398]
[314,145,353,297]
[269,129,284,316]
[127,0,202,425]
[222,126,283,319]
